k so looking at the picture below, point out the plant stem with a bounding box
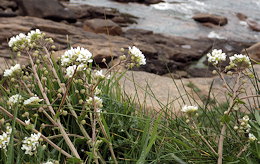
[217,72,242,164]
[43,47,106,163]
[28,53,81,159]
[0,106,72,158]
[192,122,217,156]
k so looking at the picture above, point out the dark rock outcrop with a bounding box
[193,13,228,26]
[14,0,76,22]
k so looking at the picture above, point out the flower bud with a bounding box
[62,110,68,116]
[80,89,86,94]
[81,120,86,125]
[212,70,217,75]
[79,99,84,104]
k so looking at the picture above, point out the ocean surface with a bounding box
[71,0,260,42]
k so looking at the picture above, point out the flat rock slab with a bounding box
[193,13,228,26]
[120,68,260,115]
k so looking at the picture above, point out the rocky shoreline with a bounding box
[0,0,259,78]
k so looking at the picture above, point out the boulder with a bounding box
[83,19,123,36]
[192,13,228,26]
[14,0,76,21]
[242,42,260,62]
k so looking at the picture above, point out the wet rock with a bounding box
[193,13,228,26]
[242,42,260,62]
[62,3,137,27]
[112,0,163,5]
[187,67,213,77]
[236,13,248,21]
[83,19,123,36]
[14,0,76,22]
[247,20,260,32]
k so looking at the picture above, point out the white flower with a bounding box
[24,96,43,105]
[181,105,198,114]
[207,49,226,65]
[27,29,42,42]
[93,70,105,79]
[128,46,146,66]
[242,115,249,122]
[7,94,23,106]
[65,64,87,78]
[61,47,93,67]
[0,132,10,151]
[8,33,27,48]
[21,133,41,156]
[248,133,257,142]
[3,64,22,77]
[66,65,77,78]
[25,119,31,125]
[5,126,12,135]
[0,126,12,151]
[229,54,251,69]
[86,96,103,108]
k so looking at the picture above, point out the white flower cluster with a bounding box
[234,115,257,141]
[7,94,23,106]
[8,33,27,48]
[8,29,43,49]
[61,47,93,67]
[207,49,226,65]
[21,133,41,155]
[24,95,43,105]
[229,54,251,69]
[181,105,198,114]
[61,47,93,78]
[86,96,103,108]
[3,64,22,77]
[128,46,146,66]
[236,115,251,133]
[27,29,42,42]
[0,125,12,151]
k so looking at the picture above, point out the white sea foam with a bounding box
[207,31,226,39]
